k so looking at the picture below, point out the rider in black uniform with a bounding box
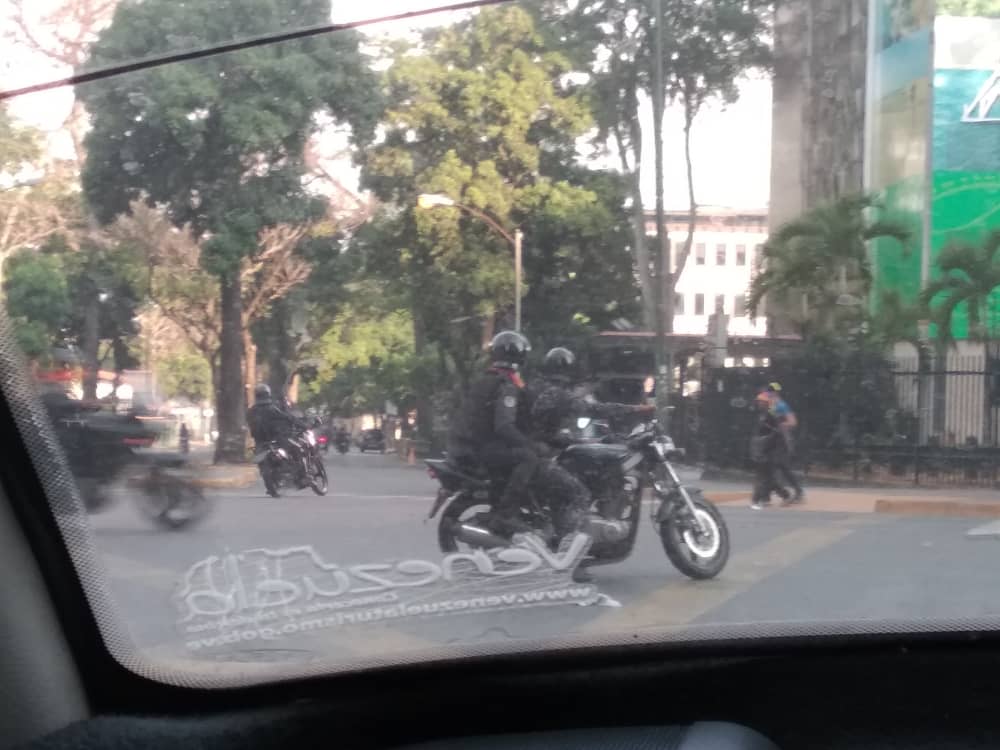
[447,331,540,535]
[247,384,307,496]
[531,348,655,445]
[531,348,655,529]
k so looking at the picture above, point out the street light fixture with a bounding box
[416,193,524,333]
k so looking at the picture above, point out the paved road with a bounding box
[83,452,1000,672]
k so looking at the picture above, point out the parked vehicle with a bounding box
[425,419,729,580]
[358,428,386,453]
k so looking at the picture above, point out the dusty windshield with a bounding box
[1,0,999,685]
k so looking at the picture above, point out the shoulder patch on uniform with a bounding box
[503,395,517,408]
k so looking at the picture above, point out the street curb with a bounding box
[127,466,259,490]
[704,492,750,504]
[874,498,1000,518]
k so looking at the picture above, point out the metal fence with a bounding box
[694,363,1000,488]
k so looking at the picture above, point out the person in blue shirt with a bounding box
[766,382,805,503]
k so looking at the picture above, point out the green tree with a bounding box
[535,0,771,330]
[0,107,83,287]
[361,6,634,443]
[937,0,1000,16]
[921,230,1000,444]
[748,194,910,335]
[2,249,71,359]
[158,351,213,403]
[79,0,381,462]
[921,230,1000,343]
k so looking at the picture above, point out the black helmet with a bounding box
[489,330,531,369]
[542,347,577,381]
[254,383,272,403]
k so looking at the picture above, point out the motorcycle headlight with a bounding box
[304,430,317,447]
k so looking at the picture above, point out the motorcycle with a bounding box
[334,432,350,454]
[48,402,211,530]
[425,419,729,580]
[254,426,329,496]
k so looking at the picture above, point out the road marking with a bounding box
[581,521,856,634]
[328,493,433,500]
[967,520,1000,540]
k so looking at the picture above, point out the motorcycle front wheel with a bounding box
[658,490,729,580]
[309,458,329,496]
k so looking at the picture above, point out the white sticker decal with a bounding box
[503,395,517,408]
[174,534,600,652]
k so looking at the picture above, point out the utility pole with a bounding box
[652,0,673,428]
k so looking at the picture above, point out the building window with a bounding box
[714,294,725,314]
[695,243,706,265]
[674,293,685,315]
[734,295,746,317]
[715,244,727,265]
[735,244,747,266]
[694,293,704,315]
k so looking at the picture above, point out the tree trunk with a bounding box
[267,299,293,399]
[81,292,100,401]
[243,329,256,410]
[670,109,699,335]
[629,177,655,330]
[614,122,654,331]
[214,274,246,463]
[412,308,435,453]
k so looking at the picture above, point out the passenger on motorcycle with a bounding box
[531,347,655,446]
[530,348,655,560]
[447,331,541,536]
[247,383,309,496]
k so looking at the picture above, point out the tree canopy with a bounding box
[79,0,382,460]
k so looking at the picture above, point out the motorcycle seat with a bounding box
[426,459,491,488]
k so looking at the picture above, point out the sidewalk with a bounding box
[705,485,1000,518]
[161,445,259,489]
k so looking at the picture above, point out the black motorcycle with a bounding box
[48,403,211,530]
[254,426,329,496]
[426,420,729,580]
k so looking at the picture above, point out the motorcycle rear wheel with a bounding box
[659,490,729,580]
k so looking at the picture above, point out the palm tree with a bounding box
[748,194,910,334]
[920,230,1000,345]
[920,229,1000,445]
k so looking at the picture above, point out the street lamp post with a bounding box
[417,193,524,332]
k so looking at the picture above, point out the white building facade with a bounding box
[645,207,769,338]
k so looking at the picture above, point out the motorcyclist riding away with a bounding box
[247,384,309,496]
[447,331,539,536]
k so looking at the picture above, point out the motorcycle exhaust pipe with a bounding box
[453,523,509,549]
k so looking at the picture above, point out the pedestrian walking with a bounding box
[179,422,190,454]
[767,382,805,504]
[749,392,789,510]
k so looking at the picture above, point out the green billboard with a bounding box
[868,7,1000,337]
